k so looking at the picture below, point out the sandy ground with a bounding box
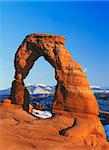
[0,103,109,150]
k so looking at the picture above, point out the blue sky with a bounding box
[0,1,109,89]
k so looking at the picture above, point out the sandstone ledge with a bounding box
[0,104,109,150]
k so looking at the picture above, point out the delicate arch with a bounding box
[10,34,98,115]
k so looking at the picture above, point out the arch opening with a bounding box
[24,56,57,113]
[24,56,57,86]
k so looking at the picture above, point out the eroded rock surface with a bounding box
[0,104,109,150]
[10,34,98,115]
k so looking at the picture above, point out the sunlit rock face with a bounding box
[10,34,98,115]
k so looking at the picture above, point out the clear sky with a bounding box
[0,1,109,90]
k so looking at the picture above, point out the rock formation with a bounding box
[2,34,108,148]
[9,33,98,115]
[0,104,109,150]
[9,73,30,111]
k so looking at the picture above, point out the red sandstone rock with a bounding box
[10,34,98,115]
[29,104,33,113]
[10,75,30,111]
[2,99,11,104]
[0,105,109,150]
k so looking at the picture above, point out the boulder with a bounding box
[2,99,11,104]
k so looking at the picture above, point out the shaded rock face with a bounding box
[10,34,98,115]
[9,80,25,105]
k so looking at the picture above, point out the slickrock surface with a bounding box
[10,34,98,115]
[0,103,109,150]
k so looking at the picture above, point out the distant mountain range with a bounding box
[26,84,55,95]
[0,88,11,96]
[0,84,109,96]
[0,84,56,96]
[90,85,109,94]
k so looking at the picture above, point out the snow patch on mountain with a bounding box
[26,84,56,95]
[33,87,51,95]
[90,85,101,89]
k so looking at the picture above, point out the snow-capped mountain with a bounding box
[26,84,56,95]
[0,84,109,96]
[90,85,109,94]
[0,84,56,96]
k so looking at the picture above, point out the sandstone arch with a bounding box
[10,34,98,115]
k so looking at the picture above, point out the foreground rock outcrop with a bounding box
[0,104,109,150]
[10,34,98,115]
